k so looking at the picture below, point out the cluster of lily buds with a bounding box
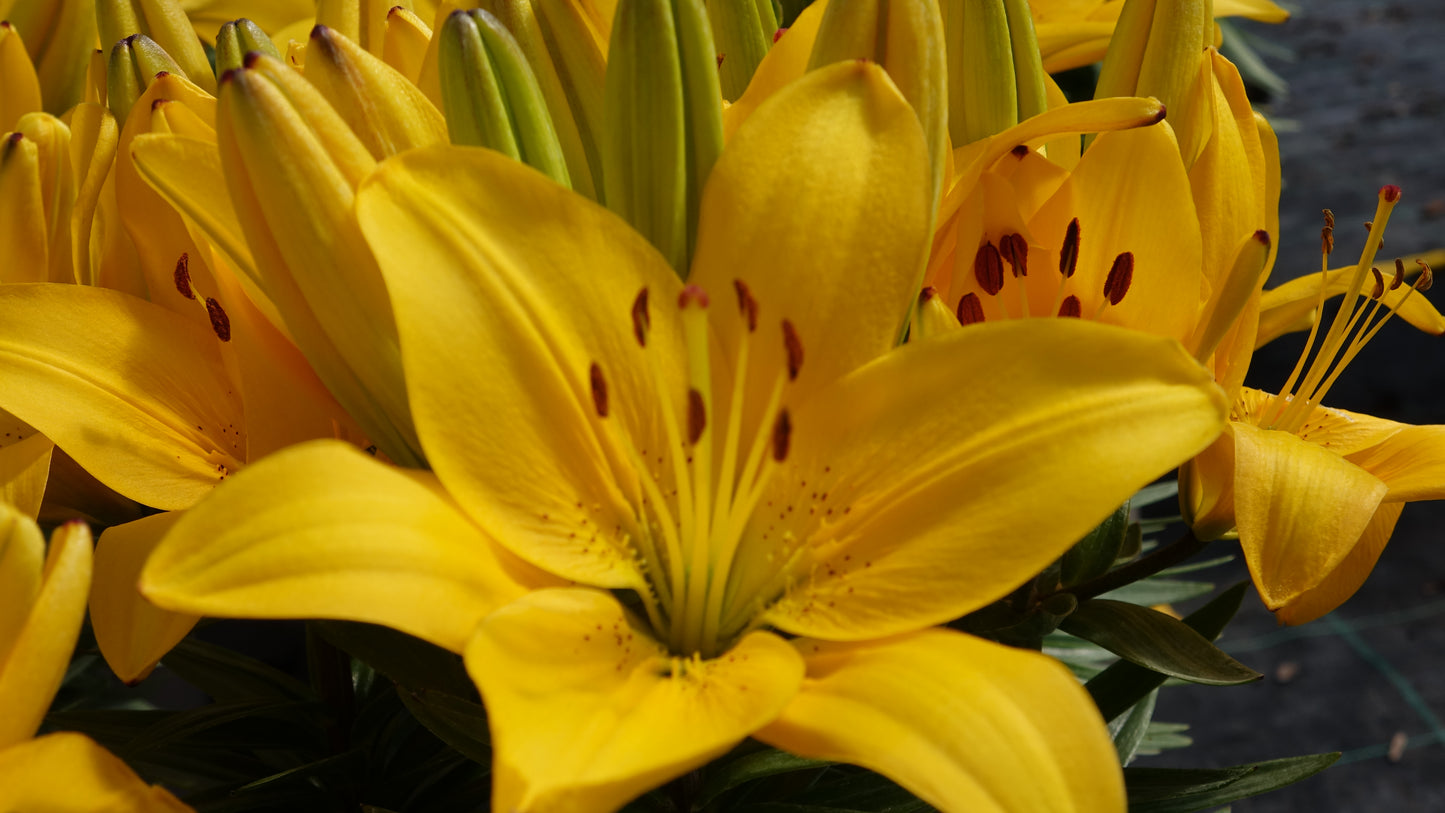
[2,0,1443,810]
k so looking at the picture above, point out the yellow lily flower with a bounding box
[144,63,1226,811]
[1183,186,1445,625]
[0,504,194,811]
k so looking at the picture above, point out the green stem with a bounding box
[1063,529,1209,602]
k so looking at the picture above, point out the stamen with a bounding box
[1322,209,1335,256]
[1059,219,1080,279]
[687,389,706,444]
[1370,267,1385,300]
[631,288,650,346]
[1417,260,1434,291]
[1057,295,1082,317]
[1001,233,1028,277]
[974,242,1005,296]
[772,410,792,461]
[174,253,195,299]
[956,292,985,325]
[782,320,804,381]
[733,279,758,332]
[1102,252,1134,306]
[205,298,231,342]
[589,362,609,417]
[679,284,710,309]
[1392,259,1405,290]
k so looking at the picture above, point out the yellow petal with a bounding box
[0,519,90,748]
[0,502,45,665]
[143,440,556,653]
[753,318,1225,640]
[1344,423,1445,502]
[0,732,192,812]
[693,60,931,405]
[0,23,43,131]
[759,630,1123,813]
[1029,122,1202,342]
[66,101,121,289]
[465,587,804,812]
[1274,502,1402,626]
[358,144,685,590]
[0,284,243,511]
[0,411,53,520]
[91,512,200,684]
[1232,422,1387,610]
[720,0,829,141]
[1256,263,1445,347]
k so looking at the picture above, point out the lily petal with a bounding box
[693,60,931,403]
[1232,422,1387,610]
[0,732,191,812]
[0,519,90,748]
[1274,502,1403,626]
[465,587,803,813]
[143,440,557,654]
[755,319,1225,640]
[758,630,1123,813]
[0,284,243,511]
[1345,423,1445,502]
[0,502,45,666]
[0,411,52,520]
[358,144,685,590]
[91,512,200,684]
[1257,263,1445,347]
[1029,123,1202,342]
[720,0,829,141]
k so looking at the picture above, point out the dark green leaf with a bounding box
[1126,753,1340,812]
[1157,555,1235,576]
[1110,689,1157,766]
[162,639,314,704]
[1101,578,1215,607]
[399,686,492,767]
[1063,502,1130,585]
[315,620,475,698]
[1062,598,1259,687]
[1086,582,1248,721]
[698,748,833,807]
[123,699,323,755]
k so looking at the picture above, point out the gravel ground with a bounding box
[1146,2,1445,810]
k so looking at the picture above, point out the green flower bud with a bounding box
[96,0,216,94]
[215,19,281,75]
[439,9,571,188]
[603,0,724,275]
[706,0,781,102]
[106,34,182,121]
[1094,0,1212,163]
[941,0,1047,146]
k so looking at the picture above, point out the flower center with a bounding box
[588,281,802,658]
[1259,185,1433,434]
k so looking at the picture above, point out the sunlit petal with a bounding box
[91,512,200,684]
[466,588,803,812]
[759,630,1123,813]
[1274,502,1403,626]
[0,732,191,812]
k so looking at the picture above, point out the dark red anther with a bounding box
[773,27,788,43]
[1059,218,1080,279]
[956,292,985,326]
[782,320,804,381]
[678,284,710,309]
[205,298,231,342]
[631,288,650,347]
[1370,267,1385,299]
[974,242,1005,296]
[1252,229,1271,251]
[1057,295,1082,318]
[1416,260,1434,292]
[173,253,195,299]
[733,279,758,332]
[1011,145,1029,158]
[1382,184,1402,203]
[1393,258,1406,290]
[687,389,706,444]
[1001,233,1028,277]
[589,362,609,417]
[772,410,792,462]
[919,287,937,306]
[1151,103,1167,123]
[1102,252,1134,306]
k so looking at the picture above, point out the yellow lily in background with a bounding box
[1184,186,1445,625]
[144,63,1226,811]
[0,503,194,811]
[1033,0,1288,74]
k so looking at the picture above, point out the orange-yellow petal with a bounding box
[1274,502,1403,626]
[0,732,192,812]
[91,512,200,684]
[465,587,804,813]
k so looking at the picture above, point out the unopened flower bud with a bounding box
[97,0,215,94]
[106,34,182,121]
[215,19,281,75]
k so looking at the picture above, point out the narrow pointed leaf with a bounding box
[1062,598,1259,686]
